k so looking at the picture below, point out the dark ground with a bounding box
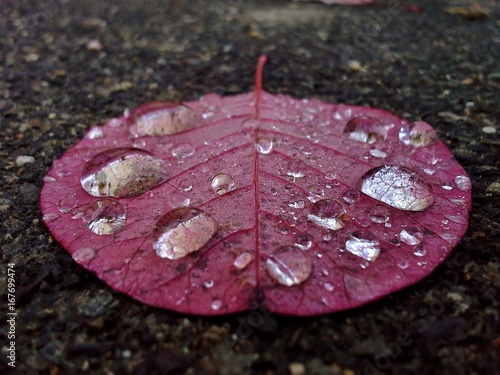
[1,0,499,374]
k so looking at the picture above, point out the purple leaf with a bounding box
[40,56,471,316]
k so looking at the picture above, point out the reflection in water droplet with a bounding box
[153,207,217,260]
[345,230,380,262]
[172,142,195,158]
[454,175,471,191]
[255,138,273,154]
[83,199,127,235]
[81,148,168,198]
[234,252,253,270]
[399,121,437,147]
[73,247,96,263]
[400,227,423,246]
[308,199,346,230]
[211,173,235,195]
[343,116,387,143]
[360,165,434,211]
[58,196,78,213]
[286,160,307,178]
[368,205,390,224]
[266,246,312,286]
[295,233,312,250]
[342,188,360,204]
[130,104,198,136]
[211,299,222,311]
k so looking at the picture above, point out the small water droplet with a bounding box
[443,214,468,225]
[345,230,380,262]
[399,121,437,147]
[423,168,435,175]
[255,138,273,154]
[178,179,193,192]
[397,259,409,269]
[288,200,305,209]
[73,247,96,263]
[129,104,198,136]
[413,246,426,257]
[266,246,312,286]
[204,280,214,288]
[211,299,222,311]
[211,173,235,195]
[324,282,335,292]
[169,191,190,208]
[58,196,78,213]
[172,142,195,158]
[359,165,434,211]
[270,188,278,196]
[286,160,307,178]
[87,127,104,139]
[342,188,360,204]
[153,207,217,260]
[81,148,168,198]
[308,199,346,230]
[343,116,387,143]
[44,176,57,183]
[442,182,453,191]
[454,175,471,191]
[368,205,390,224]
[83,199,127,235]
[307,184,325,200]
[295,233,312,250]
[233,252,253,270]
[400,227,423,246]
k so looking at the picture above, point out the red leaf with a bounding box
[40,56,471,316]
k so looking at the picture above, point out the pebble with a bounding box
[87,39,103,51]
[289,362,306,375]
[486,182,500,194]
[348,60,362,71]
[482,126,496,134]
[15,155,35,165]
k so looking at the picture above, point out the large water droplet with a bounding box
[345,230,380,262]
[233,252,253,270]
[130,104,198,137]
[81,148,168,198]
[172,142,195,158]
[308,199,346,230]
[83,199,127,235]
[266,246,312,286]
[255,138,273,154]
[343,116,388,143]
[286,160,307,178]
[359,165,434,211]
[73,247,96,263]
[399,121,437,147]
[153,207,217,260]
[400,227,423,246]
[368,205,390,223]
[211,173,235,195]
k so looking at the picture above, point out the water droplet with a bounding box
[204,280,214,288]
[44,176,57,183]
[399,227,423,246]
[342,188,360,204]
[443,214,468,225]
[153,207,217,260]
[266,246,312,286]
[324,282,334,292]
[169,191,190,208]
[413,246,426,257]
[397,259,409,269]
[130,104,198,136]
[307,184,325,200]
[58,196,78,213]
[73,247,96,263]
[87,127,103,139]
[83,199,127,235]
[270,188,278,196]
[308,199,346,230]
[442,182,453,191]
[288,200,305,209]
[359,165,434,211]
[178,179,193,192]
[172,142,195,158]
[368,205,390,224]
[345,230,380,262]
[255,138,273,154]
[286,160,307,178]
[81,148,168,198]
[211,173,235,195]
[369,142,390,158]
[211,299,222,311]
[295,233,312,250]
[343,116,387,143]
[233,252,253,270]
[454,175,471,191]
[399,121,437,147]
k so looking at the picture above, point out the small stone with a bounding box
[20,183,40,204]
[486,182,500,194]
[289,362,306,375]
[15,155,35,165]
[482,126,496,134]
[87,39,103,51]
[348,60,362,71]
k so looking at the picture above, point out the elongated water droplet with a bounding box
[345,230,380,262]
[211,173,235,195]
[287,160,307,178]
[81,148,168,198]
[73,247,96,263]
[308,199,346,230]
[343,116,387,143]
[172,142,195,158]
[153,207,217,260]
[129,104,198,136]
[400,227,423,246]
[399,121,437,147]
[234,252,253,270]
[255,138,273,154]
[368,205,390,223]
[58,196,78,213]
[359,165,434,211]
[266,246,312,286]
[83,199,127,235]
[454,175,471,191]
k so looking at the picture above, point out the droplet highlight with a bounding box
[83,199,127,235]
[266,246,312,286]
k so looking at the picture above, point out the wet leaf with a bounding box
[40,56,471,316]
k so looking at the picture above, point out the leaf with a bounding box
[40,56,471,316]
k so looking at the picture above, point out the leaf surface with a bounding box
[40,57,471,316]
